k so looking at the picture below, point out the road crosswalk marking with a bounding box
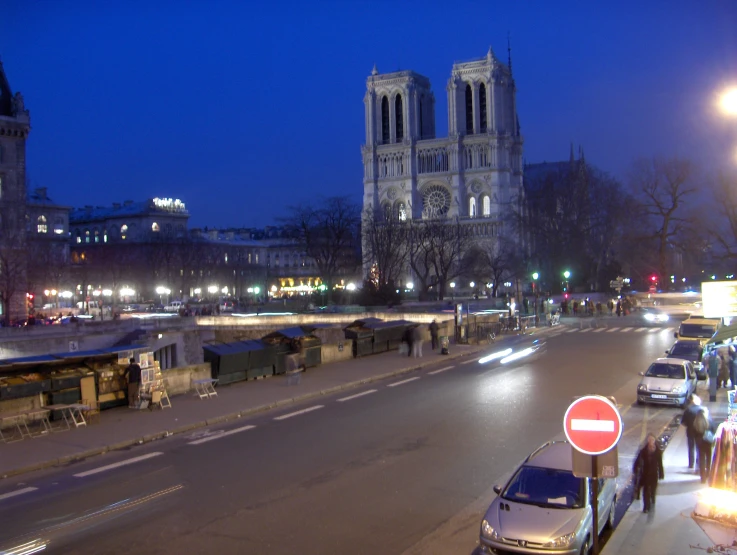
[554,325,675,335]
[648,328,660,333]
[634,327,648,332]
[593,328,606,333]
[621,327,633,332]
[580,328,593,333]
[607,328,619,332]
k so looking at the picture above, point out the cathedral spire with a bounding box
[371,63,378,76]
[507,32,513,75]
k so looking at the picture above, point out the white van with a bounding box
[674,317,721,346]
[164,301,184,313]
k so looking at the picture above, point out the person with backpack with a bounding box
[693,407,715,483]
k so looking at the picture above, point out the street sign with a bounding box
[571,446,619,478]
[563,395,623,456]
[609,280,623,289]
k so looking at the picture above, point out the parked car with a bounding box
[666,340,706,380]
[479,441,616,555]
[637,358,697,407]
[674,317,721,346]
[164,301,184,313]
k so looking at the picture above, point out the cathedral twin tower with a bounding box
[361,47,524,233]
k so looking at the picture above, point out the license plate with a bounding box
[651,394,667,399]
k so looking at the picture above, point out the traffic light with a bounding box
[564,293,569,299]
[650,276,657,282]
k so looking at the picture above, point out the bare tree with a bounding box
[361,210,410,288]
[629,157,697,281]
[409,219,471,300]
[281,196,361,301]
[710,172,737,262]
[0,227,27,325]
[463,239,520,298]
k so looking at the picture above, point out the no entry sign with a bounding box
[564,395,623,455]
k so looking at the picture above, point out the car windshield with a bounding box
[502,466,585,509]
[679,324,716,338]
[670,344,700,360]
[645,363,685,379]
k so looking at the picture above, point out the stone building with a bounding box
[361,48,523,227]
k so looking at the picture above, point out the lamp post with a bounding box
[563,270,571,293]
[532,272,539,321]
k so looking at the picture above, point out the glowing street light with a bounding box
[563,270,571,279]
[720,87,737,116]
[207,285,218,294]
[406,282,414,290]
[532,272,539,280]
[155,286,171,295]
[346,283,356,291]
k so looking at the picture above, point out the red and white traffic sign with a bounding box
[563,395,623,456]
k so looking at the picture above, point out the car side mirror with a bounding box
[674,332,678,339]
[665,351,669,355]
[493,485,502,495]
[639,371,644,376]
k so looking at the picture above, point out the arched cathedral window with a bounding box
[381,96,390,144]
[395,94,403,142]
[465,84,473,135]
[482,195,491,217]
[479,83,487,132]
[469,197,477,218]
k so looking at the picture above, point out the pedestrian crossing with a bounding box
[553,326,673,337]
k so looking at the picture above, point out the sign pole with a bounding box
[591,454,599,555]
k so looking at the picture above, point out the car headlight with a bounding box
[638,384,648,392]
[644,313,656,321]
[542,532,576,548]
[659,315,669,322]
[480,519,500,540]
[672,385,685,394]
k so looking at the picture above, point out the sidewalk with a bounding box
[0,337,506,479]
[603,388,735,555]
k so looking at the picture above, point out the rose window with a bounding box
[422,185,451,218]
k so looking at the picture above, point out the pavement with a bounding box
[602,386,736,555]
[0,334,508,478]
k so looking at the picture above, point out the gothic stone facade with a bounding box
[361,48,524,244]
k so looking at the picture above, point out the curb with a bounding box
[1,345,479,478]
[1,329,554,479]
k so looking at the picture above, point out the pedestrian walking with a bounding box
[616,300,622,317]
[411,325,423,358]
[707,348,720,401]
[402,327,413,357]
[718,350,730,389]
[729,346,737,390]
[429,319,439,351]
[123,357,142,409]
[633,433,664,513]
[693,407,716,483]
[680,395,702,469]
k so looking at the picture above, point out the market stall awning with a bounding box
[707,324,737,345]
[262,327,317,340]
[203,340,268,356]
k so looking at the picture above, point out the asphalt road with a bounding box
[0,324,690,555]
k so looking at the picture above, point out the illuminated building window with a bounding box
[53,218,64,235]
[248,252,252,264]
[84,229,90,243]
[37,215,48,234]
[224,253,228,264]
[465,84,473,134]
[94,229,99,243]
[482,195,491,217]
[121,224,128,240]
[255,253,259,264]
[75,229,81,244]
[103,229,108,243]
[152,222,160,232]
[469,197,477,218]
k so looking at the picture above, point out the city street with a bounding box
[0,325,686,554]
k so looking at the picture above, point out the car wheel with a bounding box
[605,498,616,530]
[579,537,590,555]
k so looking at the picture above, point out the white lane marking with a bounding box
[388,377,420,387]
[634,327,648,332]
[274,405,324,421]
[0,486,38,502]
[593,328,606,333]
[621,327,633,332]
[337,389,377,402]
[429,366,455,375]
[73,452,164,478]
[607,328,619,332]
[648,328,660,333]
[571,418,615,432]
[188,425,256,445]
[580,328,593,333]
[566,328,579,333]
[460,358,477,365]
[663,327,673,333]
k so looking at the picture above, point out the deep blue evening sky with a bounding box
[2,1,736,227]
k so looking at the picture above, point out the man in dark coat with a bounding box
[123,357,142,408]
[429,320,439,351]
[693,407,715,483]
[633,433,664,513]
[680,395,702,469]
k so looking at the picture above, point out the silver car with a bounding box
[479,441,616,555]
[636,357,697,407]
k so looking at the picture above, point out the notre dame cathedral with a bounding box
[361,47,524,237]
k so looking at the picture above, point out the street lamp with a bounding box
[720,87,737,116]
[532,272,539,319]
[563,270,571,293]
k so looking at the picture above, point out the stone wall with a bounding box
[162,363,211,396]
